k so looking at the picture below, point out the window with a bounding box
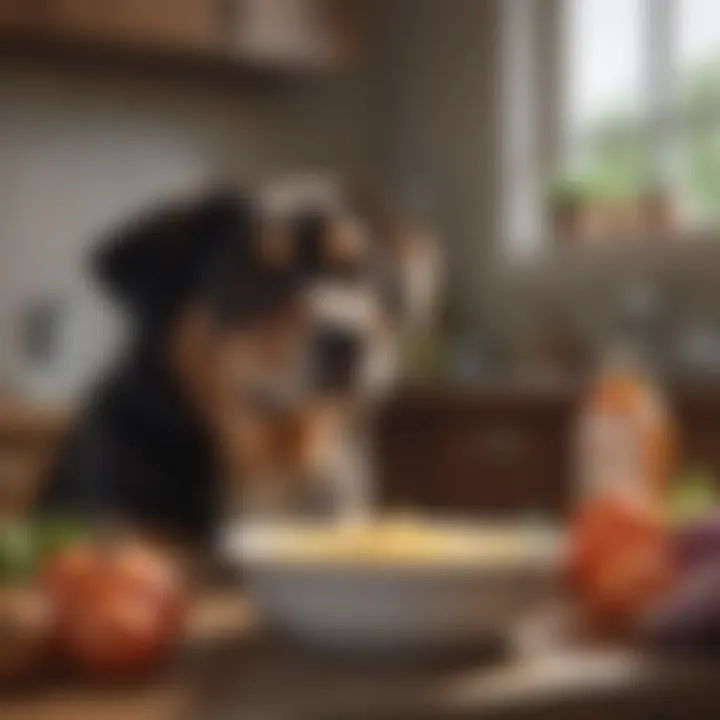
[564,0,648,197]
[502,0,720,253]
[560,0,720,242]
[678,0,720,222]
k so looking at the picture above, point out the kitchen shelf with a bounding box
[0,0,359,77]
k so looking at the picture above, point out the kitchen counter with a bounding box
[0,591,255,720]
[2,589,718,720]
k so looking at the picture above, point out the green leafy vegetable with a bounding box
[666,469,719,527]
[0,521,38,586]
[0,513,89,586]
[35,513,88,556]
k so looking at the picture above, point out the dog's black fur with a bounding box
[38,185,428,540]
[39,193,310,539]
[38,186,413,540]
[40,342,220,539]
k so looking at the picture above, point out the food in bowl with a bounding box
[224,517,560,652]
[241,518,555,566]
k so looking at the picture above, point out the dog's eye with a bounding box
[324,219,364,268]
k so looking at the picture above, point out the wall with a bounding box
[367,0,501,325]
[0,55,371,397]
[0,3,506,397]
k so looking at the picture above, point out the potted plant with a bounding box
[547,176,601,248]
[639,183,680,238]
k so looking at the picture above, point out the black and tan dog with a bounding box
[39,181,438,541]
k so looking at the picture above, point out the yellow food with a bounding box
[265,519,543,566]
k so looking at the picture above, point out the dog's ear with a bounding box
[348,189,442,330]
[385,218,442,331]
[92,192,254,319]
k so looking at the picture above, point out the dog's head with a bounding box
[93,180,439,507]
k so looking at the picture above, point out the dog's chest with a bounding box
[222,407,371,520]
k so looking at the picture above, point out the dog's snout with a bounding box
[313,326,361,392]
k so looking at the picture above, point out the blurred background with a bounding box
[5,0,720,398]
[3,3,720,718]
[3,0,720,519]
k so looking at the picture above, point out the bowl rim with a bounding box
[220,518,561,574]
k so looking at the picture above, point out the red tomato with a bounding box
[566,495,664,589]
[113,543,187,636]
[581,537,674,620]
[42,541,100,617]
[566,494,673,626]
[63,578,171,673]
[43,541,186,676]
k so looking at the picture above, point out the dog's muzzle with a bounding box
[311,326,362,393]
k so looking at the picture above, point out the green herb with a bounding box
[0,521,38,586]
[0,513,89,587]
[35,512,88,556]
[666,469,719,526]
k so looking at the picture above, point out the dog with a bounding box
[38,179,438,541]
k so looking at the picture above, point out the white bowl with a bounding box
[221,519,561,652]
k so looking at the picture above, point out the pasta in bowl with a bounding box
[222,517,560,651]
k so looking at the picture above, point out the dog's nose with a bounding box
[312,326,361,392]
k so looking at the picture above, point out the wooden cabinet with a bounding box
[439,418,567,513]
[673,389,720,481]
[0,403,70,518]
[0,0,50,33]
[46,0,219,50]
[0,0,358,70]
[377,389,575,517]
[377,385,720,518]
[4,384,720,520]
[0,0,225,52]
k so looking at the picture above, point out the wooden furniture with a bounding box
[4,382,720,519]
[0,400,70,518]
[376,386,577,518]
[0,0,359,71]
[376,384,720,518]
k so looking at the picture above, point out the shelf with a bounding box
[0,0,358,77]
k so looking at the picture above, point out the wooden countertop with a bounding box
[0,399,71,439]
[0,591,256,720]
[2,591,717,720]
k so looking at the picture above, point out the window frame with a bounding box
[500,0,720,256]
[561,0,720,227]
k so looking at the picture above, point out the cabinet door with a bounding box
[377,415,440,510]
[678,426,720,484]
[438,419,569,515]
[0,0,53,34]
[377,398,573,517]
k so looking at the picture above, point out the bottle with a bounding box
[576,343,675,508]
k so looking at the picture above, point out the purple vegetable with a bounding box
[641,560,720,654]
[673,514,720,570]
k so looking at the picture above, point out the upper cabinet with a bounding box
[49,0,219,51]
[0,0,359,71]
